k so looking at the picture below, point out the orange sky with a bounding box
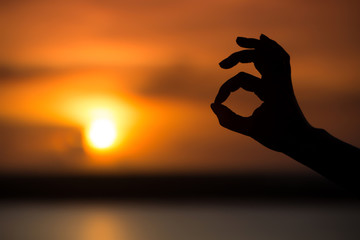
[0,0,359,174]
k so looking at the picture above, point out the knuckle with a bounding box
[283,51,290,61]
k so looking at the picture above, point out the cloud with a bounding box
[0,119,85,173]
[0,66,58,79]
[139,61,223,101]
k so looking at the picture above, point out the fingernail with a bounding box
[236,37,246,43]
[219,59,232,69]
[219,60,227,68]
[211,102,219,108]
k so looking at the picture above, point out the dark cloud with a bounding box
[0,66,56,79]
[0,65,115,81]
[0,119,85,173]
[139,62,222,101]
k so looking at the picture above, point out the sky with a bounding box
[0,0,359,174]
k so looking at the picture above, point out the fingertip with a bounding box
[211,103,221,118]
[236,37,246,44]
[218,61,225,68]
[211,102,226,114]
[211,103,229,114]
[219,59,231,69]
[214,91,228,105]
[210,102,219,112]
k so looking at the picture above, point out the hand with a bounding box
[211,34,312,153]
[211,34,360,192]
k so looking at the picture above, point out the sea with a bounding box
[1,201,360,240]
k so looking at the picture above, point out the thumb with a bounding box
[211,103,252,135]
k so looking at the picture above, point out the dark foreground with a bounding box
[0,174,356,202]
[1,174,359,240]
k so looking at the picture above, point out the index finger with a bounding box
[211,103,252,136]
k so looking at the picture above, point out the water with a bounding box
[1,202,359,240]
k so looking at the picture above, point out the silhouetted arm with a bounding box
[211,34,360,191]
[283,127,360,191]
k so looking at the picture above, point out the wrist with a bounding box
[282,126,325,160]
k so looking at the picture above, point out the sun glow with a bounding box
[87,118,117,149]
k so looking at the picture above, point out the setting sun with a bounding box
[81,101,137,160]
[87,118,117,149]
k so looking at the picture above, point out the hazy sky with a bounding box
[0,0,359,174]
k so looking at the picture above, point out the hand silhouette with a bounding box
[211,34,311,152]
[211,34,360,192]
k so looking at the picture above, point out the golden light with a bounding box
[87,118,117,149]
[83,105,128,154]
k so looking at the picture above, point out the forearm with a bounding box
[283,127,360,191]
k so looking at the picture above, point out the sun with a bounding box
[87,118,117,149]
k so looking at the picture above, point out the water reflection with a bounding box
[0,202,359,240]
[79,210,128,240]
